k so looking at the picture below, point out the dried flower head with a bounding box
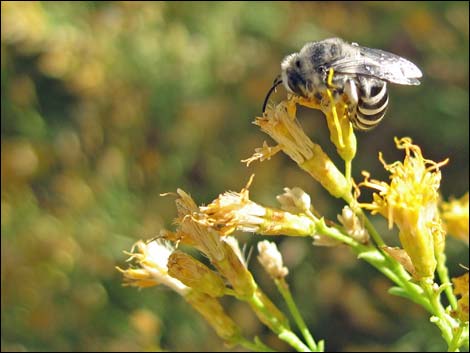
[117,240,189,295]
[381,246,416,277]
[253,102,349,199]
[185,291,242,344]
[200,175,266,235]
[222,236,246,266]
[167,250,226,297]
[360,137,448,279]
[174,189,226,262]
[199,176,317,237]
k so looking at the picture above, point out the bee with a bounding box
[263,37,422,131]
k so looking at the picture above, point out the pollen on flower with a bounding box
[359,137,449,279]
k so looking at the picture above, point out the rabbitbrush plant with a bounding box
[118,73,469,352]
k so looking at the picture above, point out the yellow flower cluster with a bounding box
[118,186,296,344]
[117,68,469,350]
[360,137,448,279]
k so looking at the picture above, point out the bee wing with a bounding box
[330,46,422,85]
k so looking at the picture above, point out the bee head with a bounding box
[281,53,310,98]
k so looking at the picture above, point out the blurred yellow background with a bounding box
[2,2,468,351]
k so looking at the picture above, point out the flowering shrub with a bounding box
[118,85,469,351]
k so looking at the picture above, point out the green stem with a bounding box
[354,206,386,248]
[448,325,465,352]
[248,291,311,352]
[340,191,386,248]
[316,218,366,249]
[316,216,434,313]
[316,219,401,282]
[385,254,434,312]
[340,195,434,311]
[237,336,277,352]
[275,278,320,351]
[436,252,458,310]
[278,330,312,352]
[422,280,460,350]
[345,160,352,188]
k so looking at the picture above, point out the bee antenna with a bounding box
[262,75,283,113]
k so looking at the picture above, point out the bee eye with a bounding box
[287,70,307,97]
[295,60,301,69]
[317,65,326,74]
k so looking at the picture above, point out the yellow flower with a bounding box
[117,240,189,295]
[252,102,350,199]
[360,137,448,279]
[322,100,356,163]
[440,193,469,244]
[199,175,317,237]
[291,90,356,163]
[452,272,469,322]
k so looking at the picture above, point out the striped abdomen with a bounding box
[350,78,389,131]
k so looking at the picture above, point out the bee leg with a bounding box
[344,78,358,106]
[343,78,359,116]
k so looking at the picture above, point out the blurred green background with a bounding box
[1,2,468,352]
